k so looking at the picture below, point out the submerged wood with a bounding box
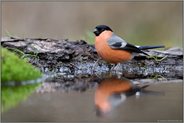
[1,37,183,79]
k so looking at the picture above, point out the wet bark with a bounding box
[1,37,183,79]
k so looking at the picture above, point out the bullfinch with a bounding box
[95,77,149,116]
[93,25,164,64]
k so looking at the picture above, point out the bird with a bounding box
[93,25,165,64]
[95,77,149,116]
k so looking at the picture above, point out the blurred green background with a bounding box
[2,1,182,47]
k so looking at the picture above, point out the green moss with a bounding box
[2,84,40,112]
[1,48,42,112]
[1,48,42,83]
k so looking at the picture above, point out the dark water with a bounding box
[2,77,183,122]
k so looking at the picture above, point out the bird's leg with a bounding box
[111,63,122,72]
[112,63,123,77]
[110,64,116,71]
[92,58,100,73]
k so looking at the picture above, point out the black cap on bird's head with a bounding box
[93,25,113,36]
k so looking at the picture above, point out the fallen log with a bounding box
[1,37,183,79]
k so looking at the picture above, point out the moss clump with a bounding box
[1,48,42,112]
[1,48,42,83]
[2,84,40,112]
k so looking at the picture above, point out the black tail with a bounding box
[139,45,165,50]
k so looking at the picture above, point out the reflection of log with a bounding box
[1,37,183,79]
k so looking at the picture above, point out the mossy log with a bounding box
[1,37,183,79]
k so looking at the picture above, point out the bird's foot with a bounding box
[110,63,122,73]
[111,63,122,71]
[92,58,100,73]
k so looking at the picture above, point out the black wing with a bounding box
[122,43,149,56]
[107,34,148,56]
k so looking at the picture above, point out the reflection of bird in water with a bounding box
[95,77,149,116]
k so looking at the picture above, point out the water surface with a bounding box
[2,77,183,122]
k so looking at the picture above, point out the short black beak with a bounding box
[93,28,100,36]
[93,28,97,33]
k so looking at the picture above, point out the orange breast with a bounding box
[95,78,132,113]
[95,31,132,63]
